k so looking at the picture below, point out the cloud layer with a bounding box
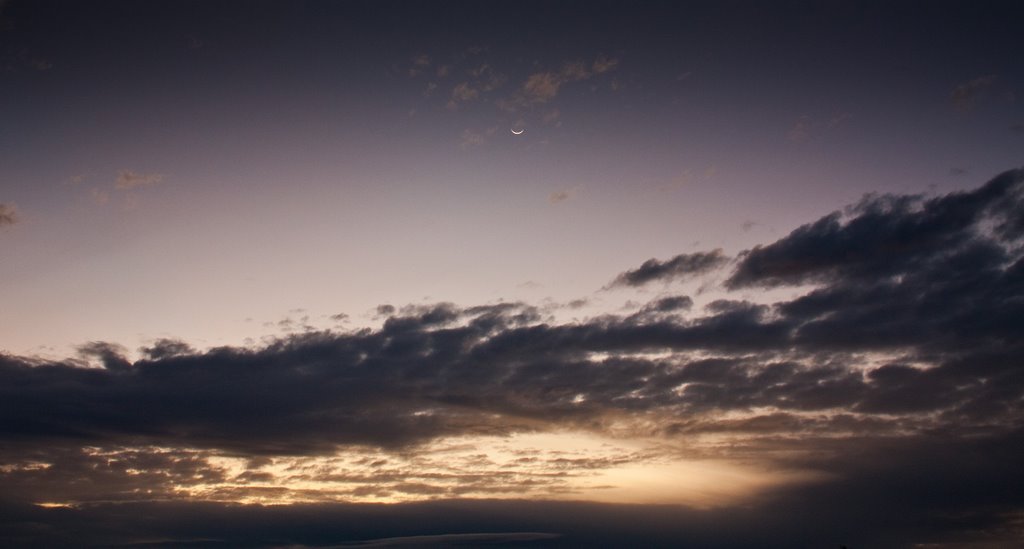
[2,169,1024,546]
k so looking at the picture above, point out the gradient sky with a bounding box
[2,1,1024,547]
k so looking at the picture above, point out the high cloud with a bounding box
[951,74,998,110]
[506,56,619,108]
[114,170,164,190]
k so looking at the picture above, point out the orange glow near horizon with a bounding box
[26,432,824,509]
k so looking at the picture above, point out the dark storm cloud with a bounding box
[608,249,729,287]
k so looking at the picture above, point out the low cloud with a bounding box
[0,202,17,226]
[549,190,571,203]
[609,249,729,287]
[3,169,1024,547]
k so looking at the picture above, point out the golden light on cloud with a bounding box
[27,432,821,510]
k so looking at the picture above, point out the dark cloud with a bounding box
[140,338,194,360]
[727,168,1024,289]
[609,249,729,287]
[638,295,692,314]
[3,475,1023,549]
[3,170,1024,546]
[3,167,1023,456]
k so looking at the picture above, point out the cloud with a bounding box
[592,55,619,74]
[787,115,813,141]
[510,56,619,108]
[3,170,1024,546]
[459,127,496,148]
[787,112,850,141]
[726,168,1024,289]
[609,249,729,287]
[446,82,478,108]
[140,338,195,360]
[951,74,998,111]
[548,188,581,205]
[638,295,693,314]
[0,202,17,227]
[445,64,505,109]
[407,53,430,77]
[114,170,163,190]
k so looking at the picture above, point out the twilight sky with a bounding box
[2,1,1023,547]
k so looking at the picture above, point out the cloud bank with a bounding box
[2,169,1024,546]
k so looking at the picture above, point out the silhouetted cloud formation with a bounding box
[609,249,729,287]
[2,169,1024,546]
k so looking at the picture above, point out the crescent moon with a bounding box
[511,128,524,135]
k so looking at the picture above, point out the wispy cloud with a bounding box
[549,185,583,204]
[549,190,572,203]
[496,55,619,113]
[787,112,851,142]
[407,53,431,77]
[951,74,998,111]
[459,126,496,148]
[0,202,18,227]
[114,170,164,190]
[445,64,506,109]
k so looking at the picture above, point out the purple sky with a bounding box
[1,1,1023,547]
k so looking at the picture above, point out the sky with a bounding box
[1,0,1023,546]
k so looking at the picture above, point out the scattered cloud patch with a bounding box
[445,64,506,109]
[610,249,729,287]
[115,170,164,190]
[951,75,998,110]
[0,202,17,227]
[500,56,619,111]
[788,112,852,141]
[459,127,496,148]
[408,53,431,77]
[639,295,693,314]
